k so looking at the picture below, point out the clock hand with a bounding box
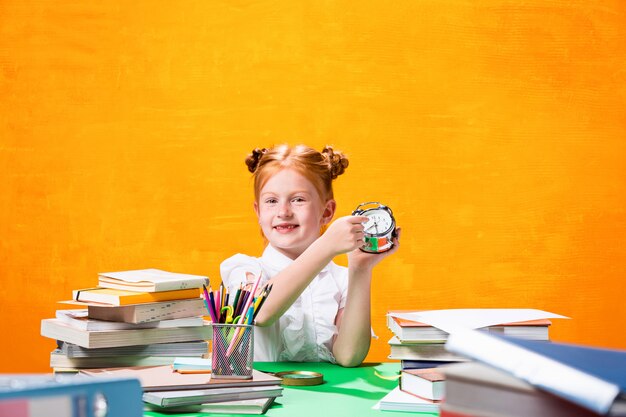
[374,221,379,234]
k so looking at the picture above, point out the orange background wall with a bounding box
[1,1,625,372]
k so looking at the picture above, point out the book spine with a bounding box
[445,330,619,415]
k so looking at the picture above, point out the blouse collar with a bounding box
[262,244,332,274]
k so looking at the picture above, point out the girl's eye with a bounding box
[292,197,306,203]
[265,198,277,204]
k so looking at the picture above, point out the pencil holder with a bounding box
[211,323,254,379]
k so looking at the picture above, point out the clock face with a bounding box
[362,208,394,236]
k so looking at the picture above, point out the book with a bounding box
[387,313,551,342]
[71,287,200,306]
[98,269,208,292]
[50,350,184,369]
[388,336,468,361]
[80,366,282,392]
[56,309,203,331]
[387,315,448,342]
[41,318,211,349]
[57,340,208,358]
[87,298,206,323]
[401,359,461,370]
[373,386,439,414]
[0,375,143,417]
[144,397,277,415]
[400,368,445,401]
[446,330,626,416]
[143,385,283,407]
[442,361,603,417]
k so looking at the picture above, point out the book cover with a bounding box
[87,298,206,323]
[80,366,282,392]
[400,368,445,401]
[98,269,208,292]
[71,287,200,306]
[56,309,203,331]
[446,330,626,416]
[443,362,603,417]
[41,318,211,349]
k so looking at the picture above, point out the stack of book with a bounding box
[375,309,565,414]
[441,330,626,417]
[386,309,553,370]
[81,364,284,415]
[41,269,211,372]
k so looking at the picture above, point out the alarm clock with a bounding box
[352,202,397,253]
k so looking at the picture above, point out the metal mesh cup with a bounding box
[211,324,254,379]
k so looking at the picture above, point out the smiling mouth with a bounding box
[274,224,299,232]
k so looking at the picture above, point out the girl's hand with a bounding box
[321,215,369,256]
[348,227,401,273]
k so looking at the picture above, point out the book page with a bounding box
[389,309,568,333]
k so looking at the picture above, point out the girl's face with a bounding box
[254,168,335,260]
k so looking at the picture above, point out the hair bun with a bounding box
[322,145,349,179]
[245,148,267,173]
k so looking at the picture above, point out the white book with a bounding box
[98,269,208,292]
[50,351,184,369]
[41,318,211,349]
[86,298,206,324]
[143,385,283,407]
[56,309,203,331]
[144,397,277,415]
[58,341,208,358]
[373,386,440,413]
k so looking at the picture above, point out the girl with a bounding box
[220,144,400,367]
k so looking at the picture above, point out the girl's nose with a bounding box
[278,201,292,218]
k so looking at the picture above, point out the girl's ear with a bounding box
[321,199,336,225]
[253,201,260,218]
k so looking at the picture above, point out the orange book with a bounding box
[71,287,200,306]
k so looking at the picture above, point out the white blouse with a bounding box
[220,244,348,362]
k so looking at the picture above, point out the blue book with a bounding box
[0,374,143,417]
[446,329,626,416]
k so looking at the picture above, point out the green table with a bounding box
[145,362,401,416]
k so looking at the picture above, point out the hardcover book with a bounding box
[80,366,282,392]
[56,309,203,331]
[70,287,200,306]
[41,318,211,349]
[142,385,283,407]
[373,386,439,414]
[446,330,626,416]
[442,361,604,417]
[57,340,208,358]
[387,312,551,343]
[388,336,467,361]
[144,397,277,415]
[98,269,208,293]
[87,298,206,323]
[400,368,445,401]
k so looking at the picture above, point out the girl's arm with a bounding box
[332,230,401,367]
[253,215,368,326]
